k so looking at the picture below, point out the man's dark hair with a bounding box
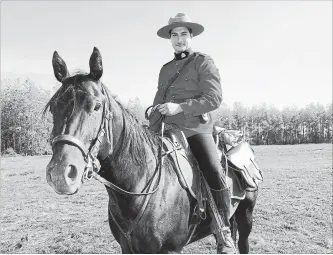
[169,27,193,37]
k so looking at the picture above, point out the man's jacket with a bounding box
[151,51,222,138]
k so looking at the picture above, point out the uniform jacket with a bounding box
[151,50,222,138]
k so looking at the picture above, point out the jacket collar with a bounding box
[174,48,194,60]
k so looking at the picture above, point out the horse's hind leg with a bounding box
[235,191,257,254]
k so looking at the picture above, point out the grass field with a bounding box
[0,144,332,254]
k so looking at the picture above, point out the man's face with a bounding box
[170,27,192,53]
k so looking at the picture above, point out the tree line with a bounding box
[214,102,332,145]
[1,78,332,156]
[1,77,53,155]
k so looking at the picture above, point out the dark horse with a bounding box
[45,47,258,253]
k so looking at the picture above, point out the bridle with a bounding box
[51,93,113,182]
[50,84,163,195]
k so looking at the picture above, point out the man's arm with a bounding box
[179,55,222,117]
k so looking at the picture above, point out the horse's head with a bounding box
[46,47,112,195]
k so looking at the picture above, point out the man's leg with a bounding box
[187,133,236,254]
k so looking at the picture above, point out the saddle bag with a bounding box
[226,142,263,189]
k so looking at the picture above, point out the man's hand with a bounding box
[158,103,183,116]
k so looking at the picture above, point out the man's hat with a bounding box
[157,13,204,39]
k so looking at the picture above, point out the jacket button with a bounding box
[185,78,188,81]
[171,85,175,88]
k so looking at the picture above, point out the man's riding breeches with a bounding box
[187,133,227,190]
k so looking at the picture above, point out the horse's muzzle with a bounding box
[46,145,85,195]
[46,163,80,195]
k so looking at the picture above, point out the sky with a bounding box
[1,1,332,109]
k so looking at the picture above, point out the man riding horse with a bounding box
[150,13,237,253]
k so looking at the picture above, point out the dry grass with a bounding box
[0,144,332,253]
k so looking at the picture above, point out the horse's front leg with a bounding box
[120,244,132,254]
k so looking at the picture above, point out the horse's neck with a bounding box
[100,101,160,221]
[101,99,158,196]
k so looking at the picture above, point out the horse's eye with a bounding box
[94,102,102,111]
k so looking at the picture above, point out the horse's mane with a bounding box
[102,83,160,166]
[43,70,160,166]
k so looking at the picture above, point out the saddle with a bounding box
[163,131,243,195]
[162,127,262,196]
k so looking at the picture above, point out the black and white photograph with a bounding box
[1,1,332,254]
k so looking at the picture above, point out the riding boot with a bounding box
[211,188,237,254]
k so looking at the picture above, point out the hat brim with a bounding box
[157,22,204,39]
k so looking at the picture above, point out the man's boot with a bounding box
[211,188,237,254]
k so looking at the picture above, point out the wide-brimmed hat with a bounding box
[157,13,204,39]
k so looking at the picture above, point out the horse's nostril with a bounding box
[66,165,77,181]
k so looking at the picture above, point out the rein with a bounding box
[92,162,163,196]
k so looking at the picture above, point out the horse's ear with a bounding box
[52,51,69,82]
[89,47,103,81]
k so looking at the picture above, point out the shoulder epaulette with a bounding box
[163,59,174,67]
[195,52,209,58]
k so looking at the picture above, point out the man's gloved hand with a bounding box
[157,103,183,116]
